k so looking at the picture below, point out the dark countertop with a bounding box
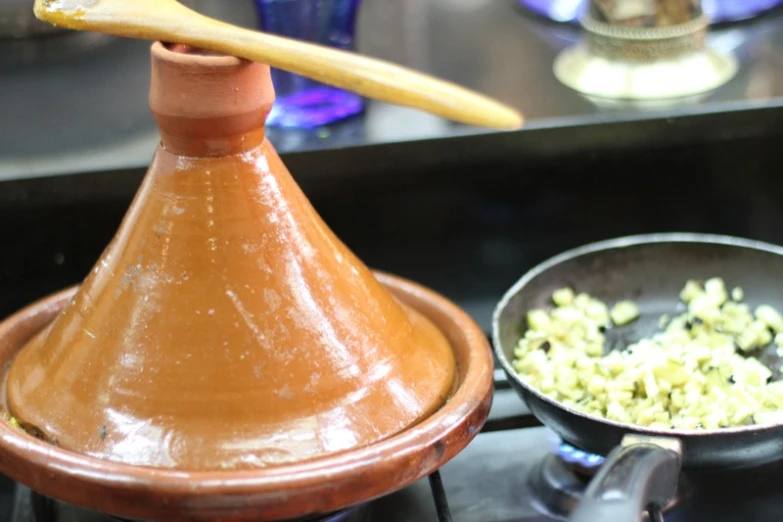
[2,0,783,181]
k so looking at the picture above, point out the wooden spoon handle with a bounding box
[34,0,522,129]
[197,23,523,130]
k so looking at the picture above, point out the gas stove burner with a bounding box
[529,449,687,519]
[21,488,363,522]
[555,442,604,475]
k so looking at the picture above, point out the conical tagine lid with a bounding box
[6,43,456,471]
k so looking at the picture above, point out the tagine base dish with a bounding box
[0,272,493,522]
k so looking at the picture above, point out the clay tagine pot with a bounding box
[0,42,494,521]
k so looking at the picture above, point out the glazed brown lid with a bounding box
[5,42,456,471]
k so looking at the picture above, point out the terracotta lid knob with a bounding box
[149,42,274,156]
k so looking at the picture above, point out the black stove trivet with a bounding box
[428,471,452,522]
[11,470,453,522]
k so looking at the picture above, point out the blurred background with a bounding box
[2,0,783,337]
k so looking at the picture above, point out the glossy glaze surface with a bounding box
[5,42,456,471]
[0,274,492,521]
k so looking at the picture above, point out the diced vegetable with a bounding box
[512,279,783,430]
[610,301,640,326]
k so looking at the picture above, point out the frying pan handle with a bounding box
[569,436,682,522]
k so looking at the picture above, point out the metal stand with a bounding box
[428,471,452,522]
[30,491,55,522]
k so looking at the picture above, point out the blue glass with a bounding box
[256,0,364,129]
[518,0,783,24]
[703,0,783,22]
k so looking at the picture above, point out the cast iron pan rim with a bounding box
[492,231,783,439]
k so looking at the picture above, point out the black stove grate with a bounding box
[428,471,452,522]
[19,470,454,522]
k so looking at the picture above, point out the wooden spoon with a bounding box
[34,0,523,130]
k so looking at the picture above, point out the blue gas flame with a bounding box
[556,443,605,470]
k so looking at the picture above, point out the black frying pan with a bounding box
[492,233,783,522]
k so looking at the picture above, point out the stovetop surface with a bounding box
[6,387,783,522]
